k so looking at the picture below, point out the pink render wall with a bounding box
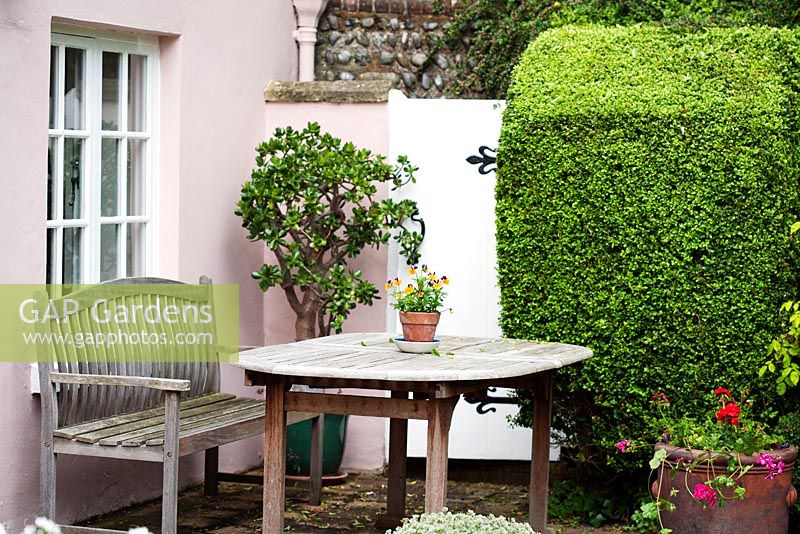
[0,0,300,528]
[263,102,391,472]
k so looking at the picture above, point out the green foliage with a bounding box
[548,478,634,528]
[388,510,534,534]
[629,498,671,534]
[762,223,800,394]
[496,26,800,475]
[236,122,422,339]
[445,0,800,98]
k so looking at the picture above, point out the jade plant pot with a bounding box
[286,414,348,477]
[651,443,797,534]
[399,311,440,342]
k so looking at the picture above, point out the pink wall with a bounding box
[0,0,298,528]
[263,102,391,471]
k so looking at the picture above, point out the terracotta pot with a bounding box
[651,443,797,534]
[398,311,440,342]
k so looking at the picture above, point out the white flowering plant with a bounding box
[388,510,537,534]
[0,520,151,534]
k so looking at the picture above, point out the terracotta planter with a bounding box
[651,443,797,534]
[399,311,440,342]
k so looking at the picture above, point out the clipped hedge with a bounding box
[496,25,800,469]
[446,0,800,98]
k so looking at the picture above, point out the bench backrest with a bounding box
[36,277,220,427]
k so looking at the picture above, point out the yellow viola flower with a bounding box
[441,276,449,285]
[417,291,425,297]
[393,292,403,299]
[385,280,393,290]
[408,265,417,275]
[433,281,443,289]
[422,264,429,273]
[404,285,414,295]
[393,278,401,287]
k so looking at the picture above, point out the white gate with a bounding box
[385,91,558,461]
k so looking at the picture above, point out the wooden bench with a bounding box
[36,277,323,534]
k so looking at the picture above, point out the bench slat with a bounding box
[78,397,260,444]
[53,393,235,440]
[140,403,268,446]
[109,398,265,446]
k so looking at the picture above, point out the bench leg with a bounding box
[40,438,56,519]
[162,391,180,534]
[204,447,219,497]
[40,380,58,520]
[309,414,324,505]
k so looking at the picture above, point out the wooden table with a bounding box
[233,332,592,534]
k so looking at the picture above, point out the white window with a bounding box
[47,29,158,284]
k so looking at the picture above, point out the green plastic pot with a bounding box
[286,414,348,476]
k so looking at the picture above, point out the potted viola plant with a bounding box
[387,264,449,343]
[618,388,796,534]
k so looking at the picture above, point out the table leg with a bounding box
[529,370,554,533]
[263,376,287,534]
[387,391,409,521]
[425,395,457,513]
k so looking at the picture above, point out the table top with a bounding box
[233,332,592,383]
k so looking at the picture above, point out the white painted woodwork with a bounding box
[385,92,559,460]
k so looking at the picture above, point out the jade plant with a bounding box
[236,122,422,340]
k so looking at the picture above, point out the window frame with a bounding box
[48,27,159,284]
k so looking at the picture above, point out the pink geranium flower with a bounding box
[692,483,718,507]
[757,453,785,480]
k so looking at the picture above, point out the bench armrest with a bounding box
[49,372,190,392]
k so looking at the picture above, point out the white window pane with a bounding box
[49,46,58,129]
[63,227,83,285]
[100,224,119,281]
[126,223,145,276]
[48,137,57,220]
[128,54,146,132]
[127,139,145,215]
[63,138,83,219]
[64,47,84,130]
[101,138,119,216]
[46,229,56,285]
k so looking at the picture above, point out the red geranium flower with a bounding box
[714,387,731,396]
[716,402,740,425]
